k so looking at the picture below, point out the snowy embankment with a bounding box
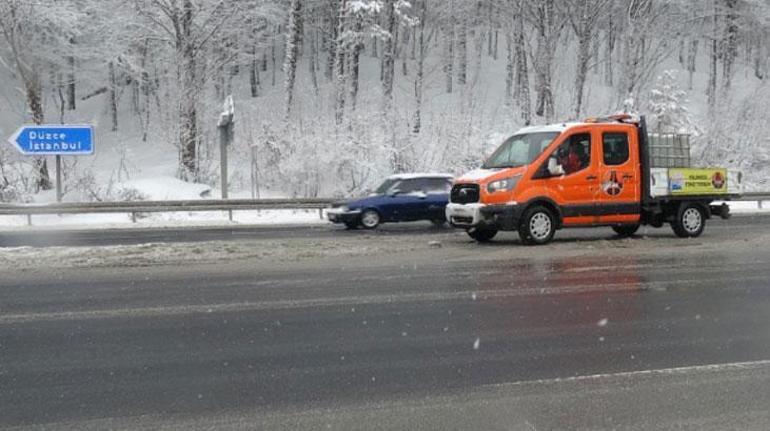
[0,175,328,231]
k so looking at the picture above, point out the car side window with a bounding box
[603,133,630,166]
[553,133,591,176]
[423,178,451,193]
[396,179,420,194]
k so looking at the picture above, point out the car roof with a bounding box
[387,173,454,180]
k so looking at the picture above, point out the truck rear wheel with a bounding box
[612,224,640,237]
[467,227,498,242]
[672,203,705,238]
[519,205,556,245]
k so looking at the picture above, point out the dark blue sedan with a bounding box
[327,174,455,229]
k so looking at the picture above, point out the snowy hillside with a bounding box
[0,0,769,204]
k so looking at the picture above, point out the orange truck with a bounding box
[446,115,742,244]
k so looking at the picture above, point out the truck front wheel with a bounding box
[672,203,705,238]
[612,224,640,237]
[519,205,556,245]
[467,227,498,242]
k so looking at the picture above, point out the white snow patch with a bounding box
[117,176,211,201]
[458,169,501,182]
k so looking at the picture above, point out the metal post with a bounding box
[55,155,63,203]
[219,124,229,200]
[26,214,32,226]
[218,96,234,201]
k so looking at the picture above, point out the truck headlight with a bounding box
[487,175,521,194]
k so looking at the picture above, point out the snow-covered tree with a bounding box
[648,70,694,134]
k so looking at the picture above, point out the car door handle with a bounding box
[586,175,598,180]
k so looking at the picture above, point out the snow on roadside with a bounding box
[0,208,327,231]
[0,235,423,271]
[116,177,212,200]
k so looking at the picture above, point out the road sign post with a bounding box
[218,96,235,205]
[55,155,63,203]
[7,125,94,202]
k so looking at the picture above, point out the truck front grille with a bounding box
[451,184,480,204]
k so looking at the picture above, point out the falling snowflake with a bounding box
[473,337,480,350]
[597,318,608,327]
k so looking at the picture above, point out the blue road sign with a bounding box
[8,125,94,155]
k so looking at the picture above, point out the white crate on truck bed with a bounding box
[649,133,691,168]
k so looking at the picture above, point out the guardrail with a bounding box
[0,198,336,225]
[1,194,769,227]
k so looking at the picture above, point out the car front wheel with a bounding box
[360,210,381,229]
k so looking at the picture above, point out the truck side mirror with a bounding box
[388,189,401,197]
[547,157,565,176]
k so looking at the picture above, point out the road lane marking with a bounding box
[2,273,770,324]
[485,359,770,388]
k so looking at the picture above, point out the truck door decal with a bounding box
[602,170,623,196]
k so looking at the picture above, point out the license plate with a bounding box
[452,207,472,216]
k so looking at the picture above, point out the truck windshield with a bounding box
[483,132,560,169]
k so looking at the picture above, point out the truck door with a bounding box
[597,130,641,224]
[542,132,602,226]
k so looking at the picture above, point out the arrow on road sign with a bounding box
[7,125,94,156]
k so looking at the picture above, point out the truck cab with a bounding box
[446,115,740,244]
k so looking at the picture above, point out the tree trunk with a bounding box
[413,0,426,134]
[687,38,698,90]
[722,0,737,90]
[25,76,52,190]
[533,0,555,121]
[382,0,396,99]
[271,29,277,87]
[284,0,302,118]
[573,2,591,118]
[108,61,118,132]
[505,32,513,104]
[334,0,348,125]
[309,24,319,94]
[457,17,467,85]
[371,35,378,58]
[493,30,498,60]
[444,25,454,93]
[327,0,339,80]
[515,11,531,125]
[350,19,363,110]
[250,44,260,97]
[707,0,718,107]
[605,12,614,86]
[67,53,76,111]
[179,0,198,180]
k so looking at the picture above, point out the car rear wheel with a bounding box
[360,210,381,229]
[467,227,497,242]
[430,218,446,227]
[672,203,705,238]
[612,224,640,237]
[519,205,556,245]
